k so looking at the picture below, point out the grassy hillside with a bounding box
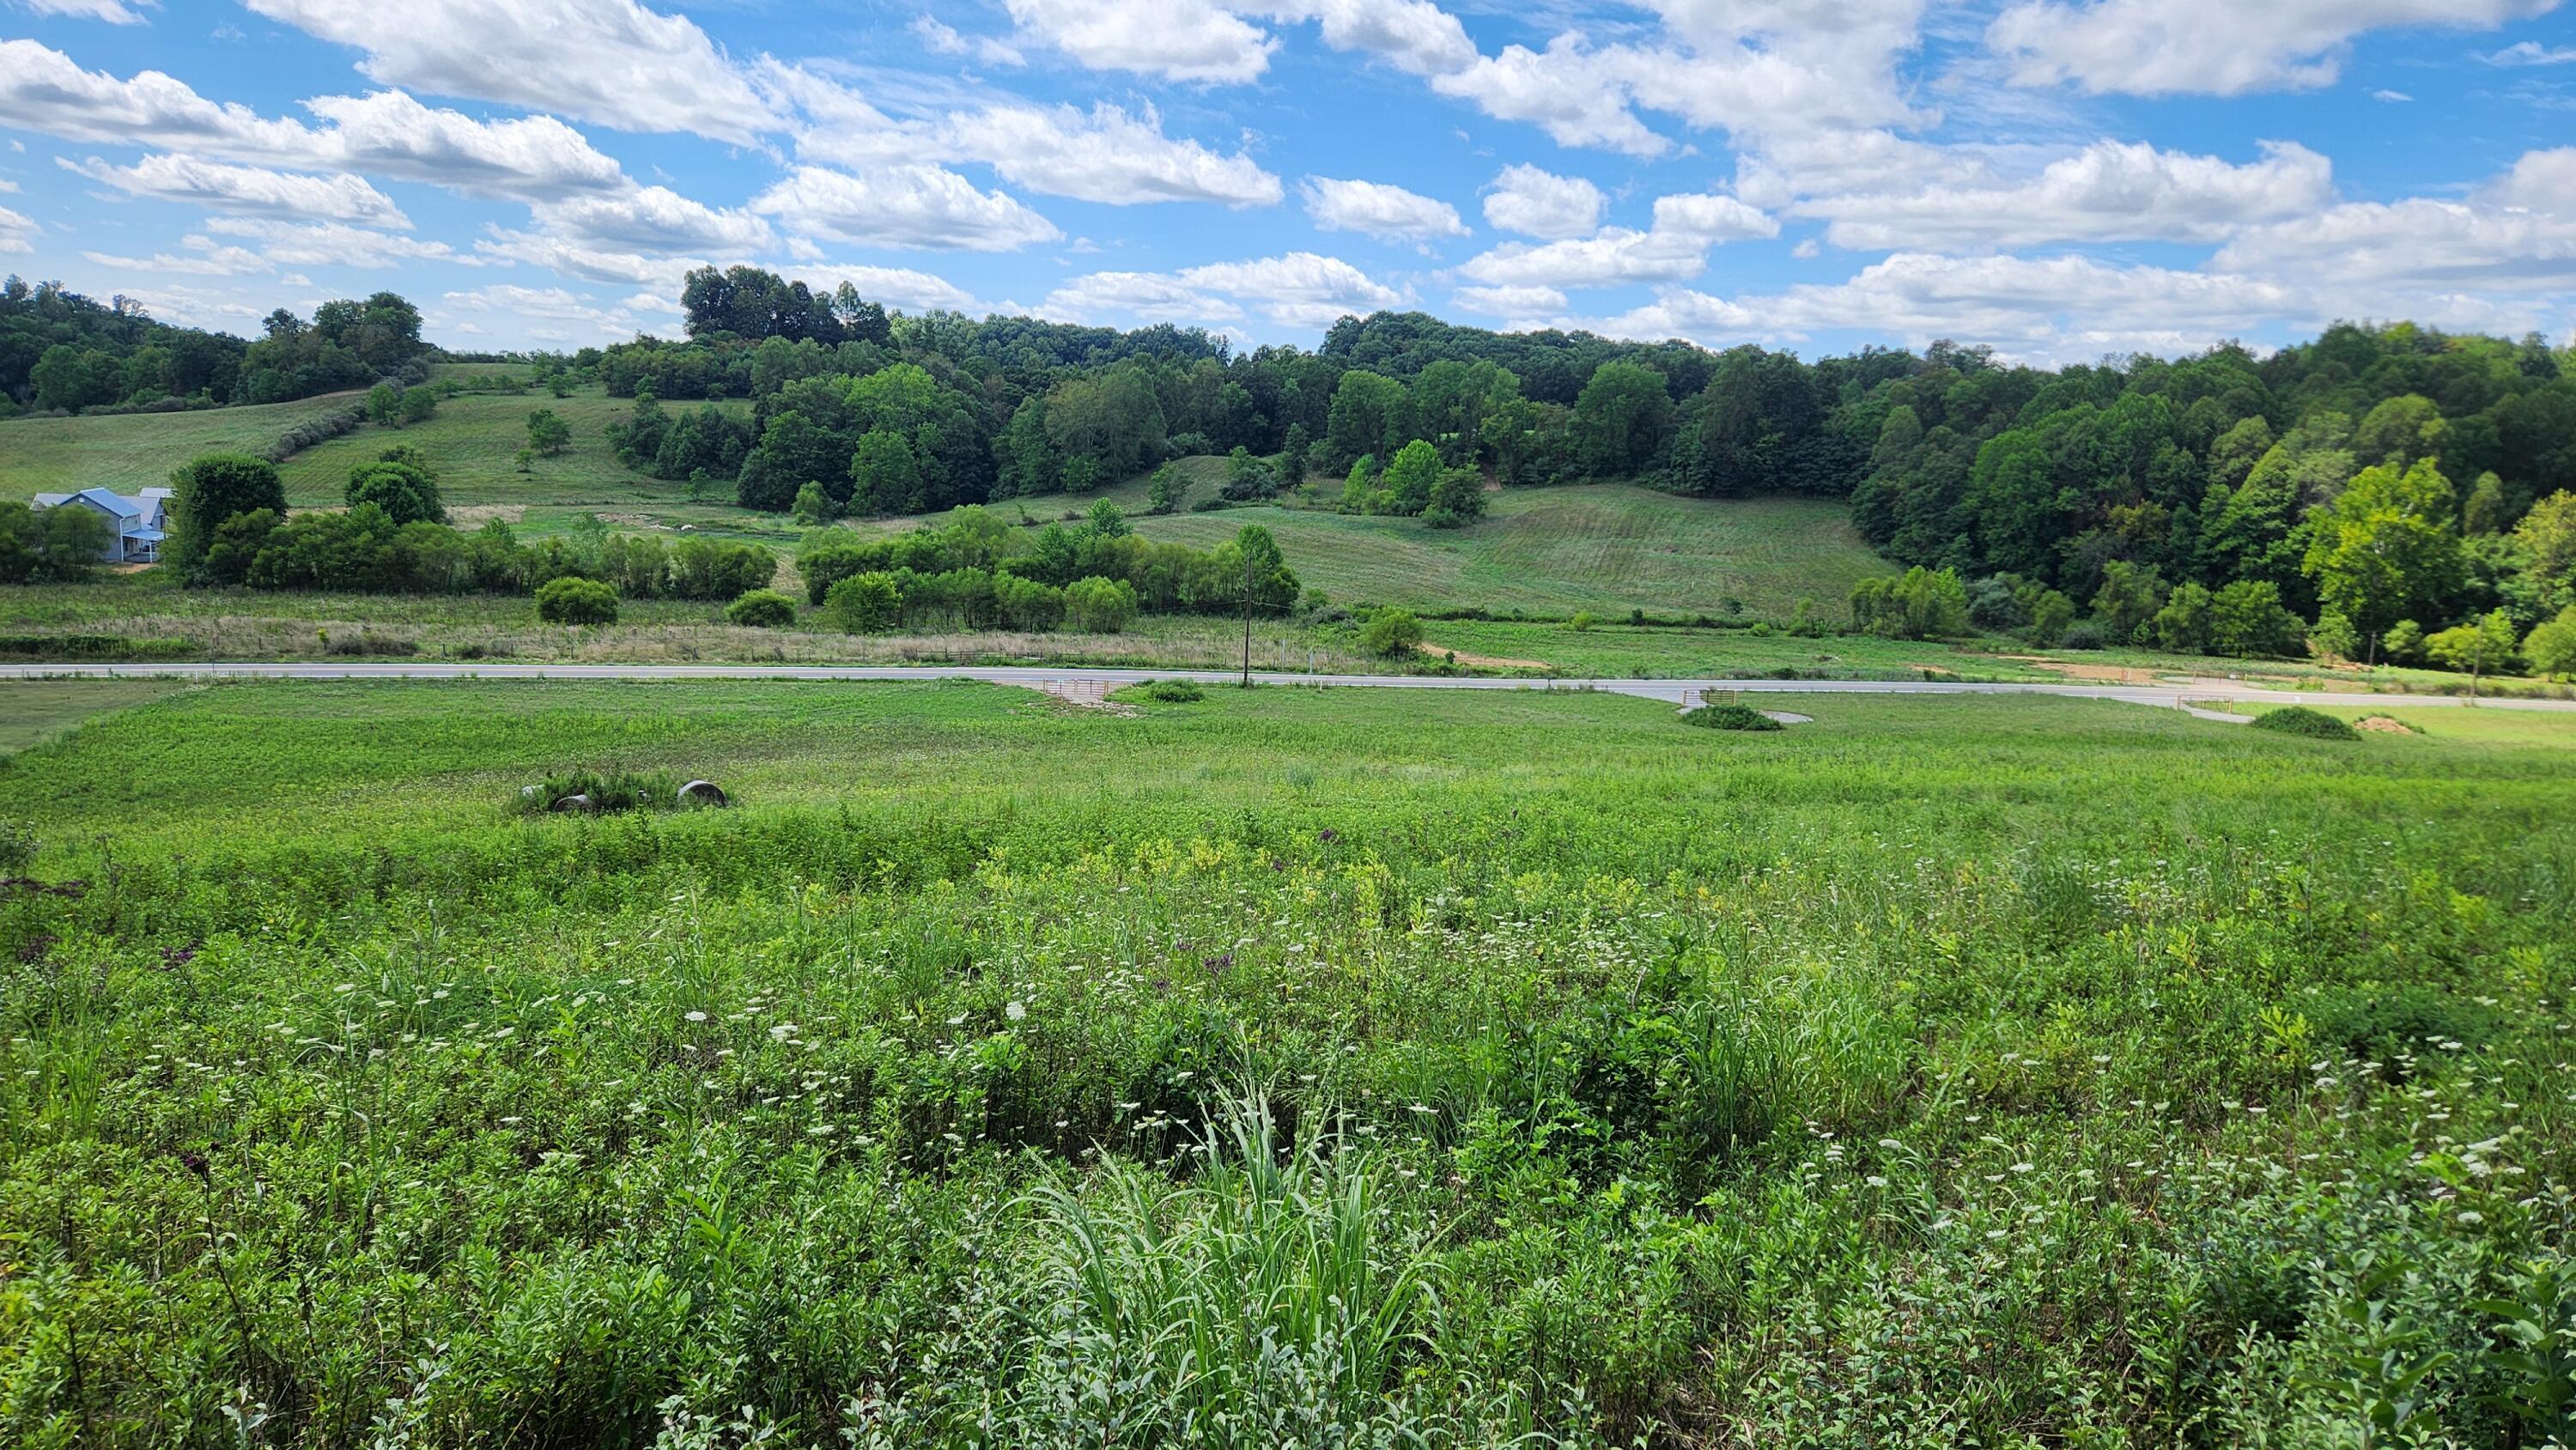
[0,391,363,500]
[3,385,1874,621]
[274,385,730,511]
[975,462,1881,618]
[2,678,2570,1442]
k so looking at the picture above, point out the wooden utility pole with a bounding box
[1241,587,1253,688]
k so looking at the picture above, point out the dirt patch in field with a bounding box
[2354,715,2418,734]
[1761,710,1813,724]
[1417,641,1553,669]
[1998,655,2168,684]
[448,504,527,525]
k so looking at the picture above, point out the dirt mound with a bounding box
[2354,715,2418,735]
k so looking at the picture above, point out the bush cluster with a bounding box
[1682,702,1785,731]
[2249,705,2361,740]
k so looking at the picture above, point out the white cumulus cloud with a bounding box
[1301,176,1466,240]
[64,153,410,228]
[1459,191,1775,289]
[1482,164,1604,240]
[1003,0,1276,82]
[751,165,1061,252]
[1989,0,2561,95]
[1796,140,2334,249]
[244,0,779,141]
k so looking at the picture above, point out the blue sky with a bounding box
[2,0,2573,363]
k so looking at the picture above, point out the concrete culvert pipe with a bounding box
[549,793,595,813]
[677,780,729,807]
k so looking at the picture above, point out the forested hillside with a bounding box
[567,268,2575,657]
[0,277,433,416]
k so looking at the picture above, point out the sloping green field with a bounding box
[273,386,741,510]
[0,392,365,500]
[2,680,2572,1443]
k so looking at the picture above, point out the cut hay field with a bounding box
[3,678,2573,1446]
[272,385,746,513]
[0,392,366,501]
[1034,468,1882,618]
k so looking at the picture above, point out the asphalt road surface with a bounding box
[5,659,2572,716]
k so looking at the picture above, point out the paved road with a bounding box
[6,659,2572,716]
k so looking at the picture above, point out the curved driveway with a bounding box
[5,659,2572,716]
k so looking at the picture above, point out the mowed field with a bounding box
[1040,464,1882,618]
[272,386,749,513]
[3,678,2573,1445]
[0,391,366,501]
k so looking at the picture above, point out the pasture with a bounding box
[2,679,2571,1446]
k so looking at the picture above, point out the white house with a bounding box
[29,486,172,563]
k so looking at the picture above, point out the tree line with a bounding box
[1,279,434,416]
[162,451,772,601]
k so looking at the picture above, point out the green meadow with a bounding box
[2,678,2572,1446]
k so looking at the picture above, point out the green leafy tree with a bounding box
[825,571,902,633]
[1360,607,1424,658]
[0,501,111,582]
[1325,371,1409,470]
[2312,610,2360,663]
[344,455,445,525]
[169,452,288,574]
[2379,619,2425,666]
[1571,361,1673,476]
[1425,467,1486,529]
[791,482,841,526]
[1086,499,1130,537]
[848,428,924,516]
[2151,581,2216,653]
[1065,575,1139,632]
[2090,560,2168,644]
[2208,580,2306,658]
[2026,589,2077,646]
[994,572,1066,631]
[2303,458,2465,656]
[1850,567,1969,640]
[2424,609,2522,676]
[366,380,403,427]
[1381,440,1442,516]
[1145,464,1189,516]
[2513,490,2576,614]
[2524,605,2576,679]
[398,386,438,425]
[526,408,572,457]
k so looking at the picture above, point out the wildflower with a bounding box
[1005,1000,1026,1021]
[685,1010,707,1022]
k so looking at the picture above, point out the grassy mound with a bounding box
[1682,701,1785,731]
[2250,705,2361,740]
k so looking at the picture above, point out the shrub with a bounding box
[1137,679,1204,702]
[1359,608,1425,658]
[2060,622,2107,651]
[725,588,797,628]
[1683,702,1784,731]
[534,575,618,625]
[995,573,1066,631]
[1065,575,1139,633]
[2250,706,2360,741]
[1569,611,1598,632]
[825,571,902,633]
